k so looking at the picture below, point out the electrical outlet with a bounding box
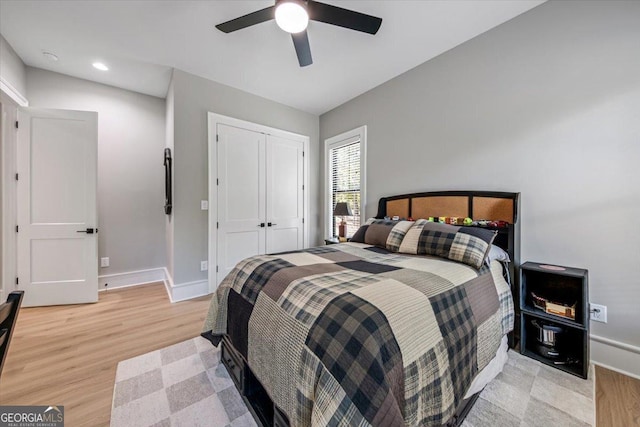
[590,303,607,323]
[200,261,208,271]
[201,200,209,210]
[101,257,110,268]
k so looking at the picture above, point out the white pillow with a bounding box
[487,244,510,265]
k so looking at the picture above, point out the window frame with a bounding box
[324,126,367,239]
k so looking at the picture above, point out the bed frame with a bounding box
[212,190,521,427]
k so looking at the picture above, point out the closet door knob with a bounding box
[77,228,97,234]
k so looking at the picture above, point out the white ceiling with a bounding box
[0,0,544,115]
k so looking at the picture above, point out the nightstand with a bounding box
[520,262,589,378]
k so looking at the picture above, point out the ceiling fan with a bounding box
[215,0,383,67]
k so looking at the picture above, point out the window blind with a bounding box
[330,140,361,237]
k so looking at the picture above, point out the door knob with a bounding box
[77,228,97,234]
[258,223,266,227]
[267,222,277,227]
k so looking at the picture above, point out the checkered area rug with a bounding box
[462,352,594,427]
[111,337,256,427]
[111,337,594,427]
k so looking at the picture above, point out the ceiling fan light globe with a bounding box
[275,2,309,33]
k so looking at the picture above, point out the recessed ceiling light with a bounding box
[92,62,109,71]
[42,51,59,62]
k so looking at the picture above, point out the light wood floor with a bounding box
[1,283,639,427]
[0,283,211,427]
[596,365,640,426]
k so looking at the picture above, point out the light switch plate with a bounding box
[201,200,209,210]
[200,261,208,271]
[101,257,110,268]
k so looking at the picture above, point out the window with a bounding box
[325,126,366,238]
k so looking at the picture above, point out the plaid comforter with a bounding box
[203,243,514,426]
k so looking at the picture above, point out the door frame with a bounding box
[207,113,310,293]
[0,90,25,302]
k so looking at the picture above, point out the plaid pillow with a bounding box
[398,220,496,269]
[350,218,414,252]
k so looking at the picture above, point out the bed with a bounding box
[202,190,520,427]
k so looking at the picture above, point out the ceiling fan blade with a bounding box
[307,1,382,35]
[215,6,276,33]
[291,30,313,67]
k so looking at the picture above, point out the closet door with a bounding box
[217,124,266,281]
[266,135,304,254]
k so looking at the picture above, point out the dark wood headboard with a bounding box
[375,190,520,270]
[375,190,518,224]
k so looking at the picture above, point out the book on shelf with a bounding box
[531,292,576,320]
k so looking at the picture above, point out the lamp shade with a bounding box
[333,202,353,216]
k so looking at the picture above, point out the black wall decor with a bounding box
[164,148,172,215]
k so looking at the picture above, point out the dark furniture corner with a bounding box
[0,290,25,379]
[221,335,287,427]
[519,262,589,378]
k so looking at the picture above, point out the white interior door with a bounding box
[217,124,266,282]
[17,108,98,307]
[266,135,304,254]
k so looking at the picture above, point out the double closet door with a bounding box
[217,123,304,282]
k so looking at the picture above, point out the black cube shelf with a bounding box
[519,262,589,379]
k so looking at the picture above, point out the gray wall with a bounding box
[26,67,167,277]
[0,34,26,97]
[169,69,319,285]
[320,1,640,349]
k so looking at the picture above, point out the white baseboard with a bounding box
[97,267,211,303]
[98,268,166,291]
[161,268,210,303]
[591,334,640,380]
[170,279,210,302]
[162,268,175,302]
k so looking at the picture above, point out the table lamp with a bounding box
[333,202,353,238]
